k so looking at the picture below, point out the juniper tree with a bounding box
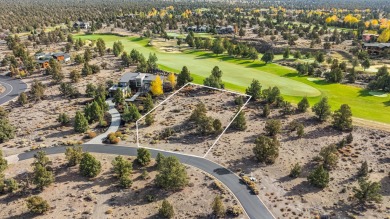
[253,135,279,164]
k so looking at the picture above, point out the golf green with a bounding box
[75,34,390,124]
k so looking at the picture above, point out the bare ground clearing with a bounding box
[206,102,390,219]
[137,84,244,157]
[0,154,245,219]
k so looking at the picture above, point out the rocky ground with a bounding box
[0,153,245,219]
[207,101,390,219]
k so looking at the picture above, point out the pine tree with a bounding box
[79,153,101,178]
[137,148,151,166]
[307,165,329,188]
[319,144,339,170]
[353,178,382,206]
[332,104,353,131]
[155,156,188,190]
[122,103,141,123]
[253,135,279,164]
[231,111,247,131]
[32,151,53,190]
[263,104,270,118]
[96,38,106,56]
[18,92,28,105]
[357,161,369,178]
[312,97,332,122]
[246,79,262,100]
[74,111,89,133]
[143,94,154,112]
[177,66,193,87]
[297,96,310,112]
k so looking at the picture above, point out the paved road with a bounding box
[0,75,27,105]
[14,144,275,219]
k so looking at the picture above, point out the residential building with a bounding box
[362,43,390,56]
[109,72,172,101]
[35,52,71,68]
[73,21,90,29]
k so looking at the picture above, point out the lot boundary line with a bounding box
[135,82,251,158]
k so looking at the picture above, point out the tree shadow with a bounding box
[380,176,390,196]
[383,100,390,107]
[245,62,266,68]
[4,211,36,219]
[358,89,371,97]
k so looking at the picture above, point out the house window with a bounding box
[136,80,142,87]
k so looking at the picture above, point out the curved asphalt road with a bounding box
[0,75,27,105]
[14,144,274,219]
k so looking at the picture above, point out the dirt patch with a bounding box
[137,84,244,157]
[206,102,390,218]
[0,153,246,219]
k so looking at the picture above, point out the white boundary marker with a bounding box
[135,82,252,158]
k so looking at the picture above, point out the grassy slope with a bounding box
[75,34,390,124]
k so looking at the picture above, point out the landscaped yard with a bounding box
[75,34,390,124]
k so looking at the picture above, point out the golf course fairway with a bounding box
[75,33,390,124]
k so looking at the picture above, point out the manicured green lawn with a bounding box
[75,34,390,124]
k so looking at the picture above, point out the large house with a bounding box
[73,22,90,29]
[35,52,71,68]
[362,43,390,56]
[109,72,170,101]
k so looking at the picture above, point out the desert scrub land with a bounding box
[207,101,390,219]
[137,84,245,157]
[0,52,130,156]
[0,153,245,219]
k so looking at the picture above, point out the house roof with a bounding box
[119,72,164,83]
[363,43,390,48]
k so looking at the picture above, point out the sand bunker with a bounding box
[307,77,323,81]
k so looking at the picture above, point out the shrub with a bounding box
[87,131,97,139]
[57,113,70,125]
[227,205,243,217]
[18,92,28,105]
[26,196,50,214]
[159,200,175,218]
[264,119,281,136]
[212,196,225,217]
[289,163,302,178]
[65,146,83,166]
[234,96,244,106]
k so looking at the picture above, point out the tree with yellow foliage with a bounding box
[150,75,163,96]
[378,29,390,43]
[167,73,176,88]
